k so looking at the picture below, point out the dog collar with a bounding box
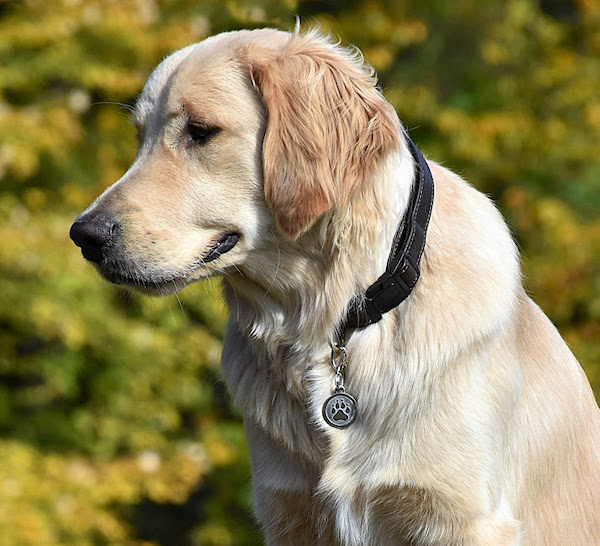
[344,133,435,329]
[322,134,434,429]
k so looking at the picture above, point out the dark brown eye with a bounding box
[188,122,219,145]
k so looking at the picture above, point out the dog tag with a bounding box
[323,392,357,428]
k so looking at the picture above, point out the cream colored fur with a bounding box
[77,28,600,545]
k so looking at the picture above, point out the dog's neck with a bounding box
[223,141,415,353]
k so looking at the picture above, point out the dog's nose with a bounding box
[70,211,119,263]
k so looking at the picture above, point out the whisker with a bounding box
[91,100,135,113]
[229,264,245,278]
[258,229,281,304]
[172,281,186,316]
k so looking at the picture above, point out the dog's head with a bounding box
[70,28,399,293]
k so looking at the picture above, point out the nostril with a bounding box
[69,212,119,263]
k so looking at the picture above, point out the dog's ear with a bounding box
[248,33,400,239]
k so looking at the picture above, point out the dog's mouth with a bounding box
[202,231,240,263]
[96,231,241,294]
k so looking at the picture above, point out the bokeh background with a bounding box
[0,0,598,544]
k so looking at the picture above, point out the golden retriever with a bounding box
[70,28,600,545]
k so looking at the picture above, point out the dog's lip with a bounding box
[98,264,189,292]
[91,231,241,293]
[202,231,240,263]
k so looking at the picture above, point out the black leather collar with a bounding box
[343,133,435,330]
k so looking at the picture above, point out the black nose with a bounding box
[70,211,119,263]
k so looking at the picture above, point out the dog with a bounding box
[70,28,600,545]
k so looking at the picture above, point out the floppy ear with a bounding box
[248,33,400,239]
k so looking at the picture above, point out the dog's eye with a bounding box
[188,122,219,145]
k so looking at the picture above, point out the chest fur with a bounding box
[220,320,336,462]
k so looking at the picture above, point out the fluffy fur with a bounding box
[72,28,600,545]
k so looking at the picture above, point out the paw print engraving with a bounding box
[332,398,351,422]
[323,393,357,428]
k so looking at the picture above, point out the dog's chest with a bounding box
[221,324,333,460]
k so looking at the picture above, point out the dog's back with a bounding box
[513,294,600,542]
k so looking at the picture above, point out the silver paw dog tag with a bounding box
[323,392,357,428]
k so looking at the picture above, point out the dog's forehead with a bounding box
[135,44,199,123]
[172,42,245,98]
[134,29,289,124]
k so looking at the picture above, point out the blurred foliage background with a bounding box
[0,0,598,544]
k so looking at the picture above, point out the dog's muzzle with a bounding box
[70,210,241,292]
